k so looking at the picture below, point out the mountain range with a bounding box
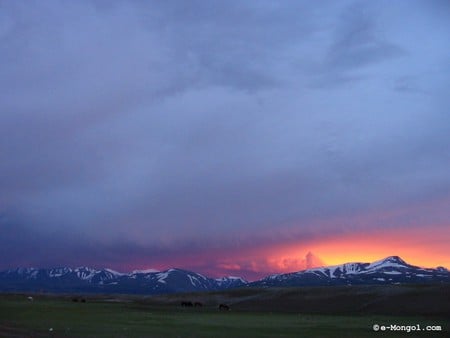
[0,256,448,294]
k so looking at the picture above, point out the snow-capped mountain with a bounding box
[0,266,247,294]
[215,276,248,289]
[251,256,449,287]
[0,256,447,294]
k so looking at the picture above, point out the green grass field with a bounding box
[1,292,448,338]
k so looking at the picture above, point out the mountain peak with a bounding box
[381,256,407,264]
[367,255,408,269]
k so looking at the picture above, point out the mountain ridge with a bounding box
[1,256,448,294]
[251,255,449,287]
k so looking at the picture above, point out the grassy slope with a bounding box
[0,284,448,337]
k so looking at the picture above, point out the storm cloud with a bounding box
[1,0,449,277]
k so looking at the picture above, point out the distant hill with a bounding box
[0,256,448,294]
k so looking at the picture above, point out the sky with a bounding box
[0,0,449,280]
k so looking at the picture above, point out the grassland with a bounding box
[1,284,448,337]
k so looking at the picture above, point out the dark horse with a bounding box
[218,304,230,311]
[181,301,193,307]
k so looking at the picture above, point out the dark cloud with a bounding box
[310,1,406,88]
[0,1,449,275]
[327,2,405,70]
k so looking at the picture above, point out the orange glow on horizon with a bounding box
[267,225,450,272]
[120,208,449,281]
[186,223,450,280]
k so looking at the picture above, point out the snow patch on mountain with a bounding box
[48,268,70,278]
[383,271,402,275]
[132,269,159,274]
[104,268,125,277]
[156,272,169,284]
[188,275,199,287]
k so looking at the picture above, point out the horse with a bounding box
[218,304,230,311]
[194,302,203,307]
[181,301,193,307]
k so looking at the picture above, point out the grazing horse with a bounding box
[181,301,193,307]
[194,302,203,307]
[218,304,230,311]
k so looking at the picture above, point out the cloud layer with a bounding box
[1,0,449,278]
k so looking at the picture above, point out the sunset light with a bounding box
[1,2,449,335]
[1,0,448,283]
